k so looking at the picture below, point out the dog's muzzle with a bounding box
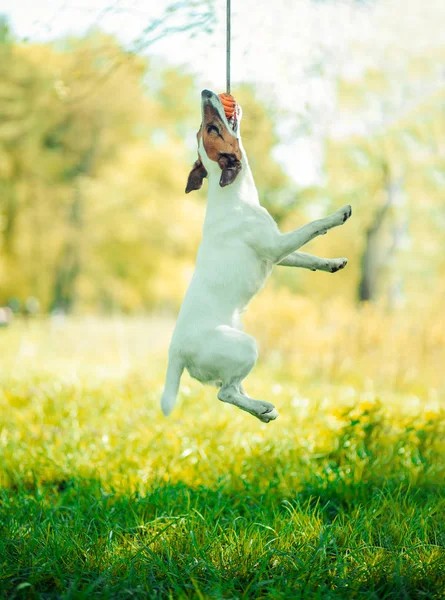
[201,89,239,135]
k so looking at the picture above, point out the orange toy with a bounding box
[218,93,236,119]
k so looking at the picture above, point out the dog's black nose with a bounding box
[201,89,213,99]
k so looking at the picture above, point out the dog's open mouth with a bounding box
[201,89,239,136]
[227,106,239,134]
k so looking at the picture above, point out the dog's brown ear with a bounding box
[185,158,207,193]
[218,153,242,187]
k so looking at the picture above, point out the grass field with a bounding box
[0,308,444,599]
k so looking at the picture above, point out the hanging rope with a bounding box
[226,0,231,95]
[219,0,236,120]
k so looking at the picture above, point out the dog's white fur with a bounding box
[161,90,352,422]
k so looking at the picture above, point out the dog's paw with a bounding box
[258,408,279,423]
[332,204,352,226]
[341,204,352,223]
[253,400,278,423]
[330,258,348,273]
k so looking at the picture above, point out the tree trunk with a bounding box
[358,164,394,303]
[51,129,99,313]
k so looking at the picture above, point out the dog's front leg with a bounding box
[278,251,348,273]
[266,205,352,264]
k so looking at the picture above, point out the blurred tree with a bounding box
[276,44,445,308]
[234,86,295,224]
[0,27,290,314]
[0,15,11,43]
[0,31,151,311]
[0,0,217,313]
[325,59,445,307]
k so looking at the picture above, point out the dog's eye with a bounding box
[207,124,220,135]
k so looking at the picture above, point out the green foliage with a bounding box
[0,33,292,314]
[1,25,444,313]
[318,54,445,305]
[1,481,444,599]
[0,316,444,598]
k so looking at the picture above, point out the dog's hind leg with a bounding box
[192,325,278,422]
[219,384,278,423]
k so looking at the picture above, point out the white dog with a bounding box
[161,90,351,422]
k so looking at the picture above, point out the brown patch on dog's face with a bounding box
[185,98,243,192]
[202,103,242,188]
[201,104,241,163]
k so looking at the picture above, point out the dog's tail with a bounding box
[161,353,184,417]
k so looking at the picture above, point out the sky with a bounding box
[2,0,444,185]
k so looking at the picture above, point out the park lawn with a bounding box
[0,316,444,599]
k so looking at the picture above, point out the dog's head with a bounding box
[185,89,243,193]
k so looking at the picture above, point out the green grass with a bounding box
[0,317,444,599]
[1,479,444,599]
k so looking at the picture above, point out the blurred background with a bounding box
[1,8,444,595]
[0,0,444,387]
